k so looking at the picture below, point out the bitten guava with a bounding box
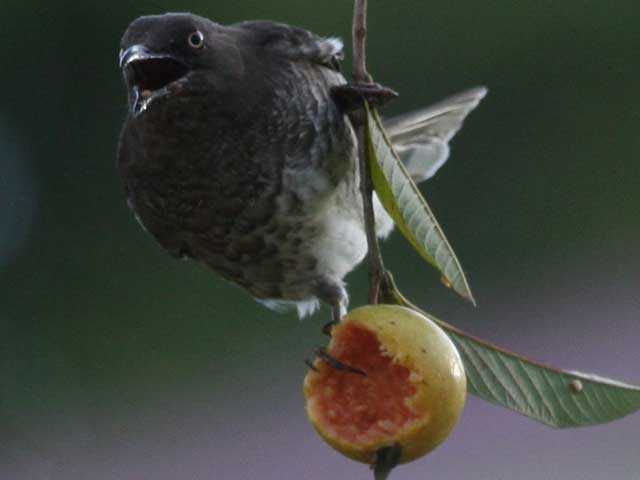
[304,305,466,464]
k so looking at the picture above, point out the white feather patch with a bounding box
[257,297,321,319]
[325,37,344,56]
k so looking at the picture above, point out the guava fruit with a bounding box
[304,305,466,464]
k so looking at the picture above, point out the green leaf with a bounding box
[440,318,640,427]
[380,277,640,428]
[366,105,475,305]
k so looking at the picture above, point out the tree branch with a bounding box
[351,0,387,304]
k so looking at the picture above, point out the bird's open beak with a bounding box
[119,45,178,69]
[119,45,189,117]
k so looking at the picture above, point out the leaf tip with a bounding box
[464,290,477,307]
[441,275,476,307]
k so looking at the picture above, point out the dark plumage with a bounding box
[117,13,486,319]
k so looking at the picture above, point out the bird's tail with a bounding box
[383,86,487,183]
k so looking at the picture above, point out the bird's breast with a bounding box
[118,61,361,302]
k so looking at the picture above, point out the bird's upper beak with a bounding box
[119,44,156,69]
[119,45,189,116]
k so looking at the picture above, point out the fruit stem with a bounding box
[351,0,387,305]
[373,444,402,480]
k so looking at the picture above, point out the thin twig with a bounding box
[352,0,371,83]
[351,0,387,304]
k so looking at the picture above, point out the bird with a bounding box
[116,12,486,323]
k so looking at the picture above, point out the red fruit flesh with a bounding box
[312,323,419,445]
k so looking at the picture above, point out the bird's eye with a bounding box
[188,31,204,49]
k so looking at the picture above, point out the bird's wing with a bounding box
[234,20,344,71]
[383,87,487,183]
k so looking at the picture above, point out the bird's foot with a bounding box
[322,320,338,336]
[306,347,366,376]
[304,357,319,372]
[332,82,398,113]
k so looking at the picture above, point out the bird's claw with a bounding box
[322,320,338,336]
[304,357,319,372]
[332,82,399,113]
[314,347,366,375]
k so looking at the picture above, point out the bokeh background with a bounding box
[2,1,639,479]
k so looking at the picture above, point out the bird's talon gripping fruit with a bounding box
[304,305,466,464]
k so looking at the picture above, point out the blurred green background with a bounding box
[1,1,639,479]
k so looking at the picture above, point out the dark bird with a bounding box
[117,12,486,321]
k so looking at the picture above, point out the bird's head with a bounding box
[119,13,245,117]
